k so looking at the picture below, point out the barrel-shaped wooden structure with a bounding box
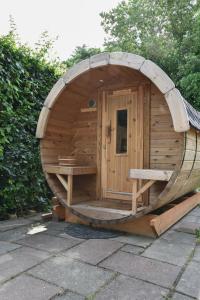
[36,52,200,224]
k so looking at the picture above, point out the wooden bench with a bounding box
[44,165,96,206]
[129,169,173,214]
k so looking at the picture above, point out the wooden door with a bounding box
[101,88,144,201]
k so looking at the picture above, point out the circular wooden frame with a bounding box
[36,52,190,139]
[36,52,200,224]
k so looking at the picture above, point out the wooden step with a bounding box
[71,203,132,220]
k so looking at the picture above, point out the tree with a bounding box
[65,44,101,68]
[100,0,200,108]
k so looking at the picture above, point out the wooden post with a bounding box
[67,175,73,206]
[56,174,73,206]
[132,179,138,214]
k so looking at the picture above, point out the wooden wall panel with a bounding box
[149,85,184,205]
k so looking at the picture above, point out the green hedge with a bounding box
[0,34,60,219]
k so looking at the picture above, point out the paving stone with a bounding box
[58,232,85,242]
[16,233,79,253]
[172,292,194,300]
[180,215,200,224]
[95,274,168,300]
[111,234,154,248]
[0,226,30,242]
[175,222,200,234]
[28,255,114,296]
[0,218,33,232]
[100,250,180,288]
[0,241,21,255]
[161,230,196,245]
[176,261,200,298]
[193,246,200,262]
[62,239,122,265]
[189,206,200,217]
[121,244,144,255]
[0,246,50,283]
[142,239,194,266]
[54,291,84,300]
[46,221,70,231]
[0,274,61,300]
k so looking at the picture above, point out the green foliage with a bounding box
[0,32,61,219]
[100,0,200,109]
[65,44,101,68]
[195,228,200,244]
[196,228,200,238]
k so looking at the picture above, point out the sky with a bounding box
[0,0,123,61]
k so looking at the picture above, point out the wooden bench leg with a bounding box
[67,175,73,206]
[132,179,155,214]
[132,180,137,214]
[56,174,73,206]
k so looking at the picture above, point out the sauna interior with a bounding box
[39,56,195,223]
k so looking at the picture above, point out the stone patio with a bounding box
[0,206,200,300]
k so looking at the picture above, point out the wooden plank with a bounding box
[36,106,50,138]
[129,169,173,181]
[165,88,190,132]
[80,108,97,113]
[44,164,96,175]
[71,203,131,216]
[140,59,175,94]
[151,192,200,236]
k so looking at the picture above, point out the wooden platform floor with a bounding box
[54,192,200,236]
[71,199,133,220]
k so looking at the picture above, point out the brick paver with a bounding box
[176,260,200,298]
[0,246,50,284]
[161,230,196,245]
[111,234,154,247]
[100,250,180,288]
[95,274,168,300]
[0,241,21,255]
[62,238,123,265]
[28,255,115,296]
[16,232,80,253]
[142,238,194,266]
[172,292,194,300]
[0,274,62,300]
[0,210,199,300]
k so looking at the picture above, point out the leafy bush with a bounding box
[0,33,61,219]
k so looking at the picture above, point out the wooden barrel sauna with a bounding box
[36,52,200,224]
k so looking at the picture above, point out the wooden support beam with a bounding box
[151,192,200,236]
[135,180,156,198]
[56,174,68,191]
[132,179,155,214]
[56,174,73,206]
